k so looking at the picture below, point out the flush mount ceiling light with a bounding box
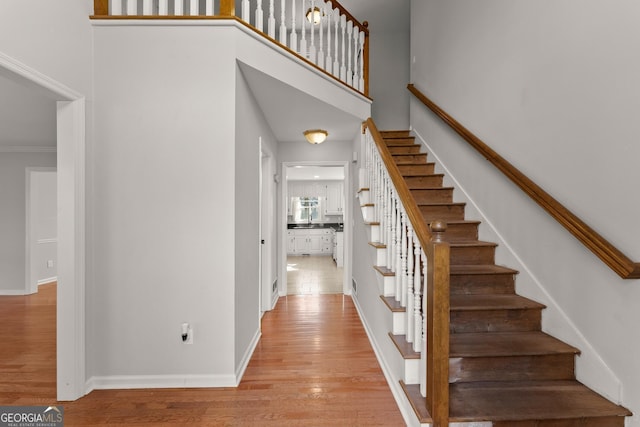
[305,6,323,25]
[304,129,328,144]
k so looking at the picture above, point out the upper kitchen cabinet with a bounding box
[325,182,343,215]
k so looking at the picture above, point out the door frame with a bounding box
[0,52,86,401]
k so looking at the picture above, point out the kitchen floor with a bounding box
[287,255,344,294]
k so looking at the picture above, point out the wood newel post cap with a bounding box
[430,220,447,242]
[363,21,369,28]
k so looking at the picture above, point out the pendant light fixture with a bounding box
[305,6,322,25]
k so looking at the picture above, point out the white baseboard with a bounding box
[38,277,57,286]
[86,373,237,392]
[235,328,262,385]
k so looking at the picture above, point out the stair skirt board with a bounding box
[411,128,624,403]
[351,295,428,427]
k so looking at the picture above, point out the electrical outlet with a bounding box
[47,260,54,268]
[185,327,193,344]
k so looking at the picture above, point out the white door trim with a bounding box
[0,51,87,401]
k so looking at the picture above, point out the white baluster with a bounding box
[333,9,341,78]
[300,0,307,58]
[242,0,250,22]
[414,248,425,352]
[346,20,353,86]
[406,226,415,343]
[340,14,347,81]
[395,200,403,302]
[126,0,137,15]
[159,0,168,15]
[189,0,198,16]
[352,26,359,88]
[205,0,213,15]
[267,0,276,38]
[111,0,122,15]
[289,0,298,52]
[309,0,317,63]
[420,255,428,397]
[256,0,264,31]
[142,0,152,15]
[174,0,183,16]
[279,0,287,44]
[359,30,366,92]
[325,2,332,74]
[400,210,408,307]
[386,182,393,270]
[317,1,325,69]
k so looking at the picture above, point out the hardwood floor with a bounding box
[0,284,404,426]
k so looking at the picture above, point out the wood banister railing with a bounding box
[364,118,450,426]
[91,0,369,97]
[408,83,640,280]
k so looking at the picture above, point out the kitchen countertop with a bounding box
[287,223,343,231]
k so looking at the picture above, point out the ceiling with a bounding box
[286,165,344,181]
[0,0,408,149]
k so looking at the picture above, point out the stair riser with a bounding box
[493,417,626,427]
[388,145,421,154]
[410,188,454,204]
[399,164,435,175]
[440,223,479,242]
[393,154,428,164]
[380,130,411,138]
[451,245,496,265]
[404,175,444,188]
[419,204,466,221]
[450,309,542,333]
[450,274,515,295]
[449,354,575,383]
[383,137,415,145]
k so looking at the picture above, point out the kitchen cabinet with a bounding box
[332,231,344,267]
[325,182,343,215]
[287,228,333,255]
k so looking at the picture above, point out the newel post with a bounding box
[426,220,450,427]
[220,0,236,16]
[362,21,369,97]
[94,0,109,15]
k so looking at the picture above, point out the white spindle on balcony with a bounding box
[158,0,167,15]
[317,3,324,69]
[279,0,287,44]
[268,0,276,38]
[289,0,298,52]
[242,0,250,23]
[352,26,359,88]
[346,20,353,86]
[126,0,136,15]
[333,8,340,78]
[358,30,365,92]
[299,0,307,58]
[339,14,346,81]
[174,0,183,16]
[324,2,332,73]
[206,0,213,16]
[255,0,264,32]
[143,0,152,15]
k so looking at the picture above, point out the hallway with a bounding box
[0,285,404,425]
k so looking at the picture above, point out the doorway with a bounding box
[0,53,86,401]
[281,162,350,296]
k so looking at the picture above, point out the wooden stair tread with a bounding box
[450,264,519,276]
[449,380,632,422]
[400,382,432,424]
[380,295,403,312]
[373,265,394,276]
[450,331,579,358]
[389,333,420,359]
[450,294,546,311]
[368,241,386,249]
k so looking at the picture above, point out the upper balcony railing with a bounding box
[92,0,369,97]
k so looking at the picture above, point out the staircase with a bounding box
[363,129,631,426]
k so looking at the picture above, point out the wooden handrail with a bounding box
[408,83,640,280]
[364,118,450,426]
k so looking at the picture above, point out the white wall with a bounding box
[0,153,56,293]
[91,25,238,386]
[235,64,278,370]
[32,169,57,285]
[369,28,410,130]
[410,1,640,424]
